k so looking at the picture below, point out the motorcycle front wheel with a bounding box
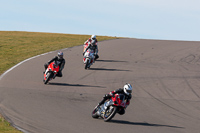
[91,106,99,119]
[44,72,52,84]
[104,106,117,122]
[85,60,90,69]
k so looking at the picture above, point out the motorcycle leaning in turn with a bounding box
[92,93,127,122]
[43,62,59,84]
[83,49,95,69]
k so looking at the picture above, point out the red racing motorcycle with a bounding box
[43,62,59,84]
[92,94,127,122]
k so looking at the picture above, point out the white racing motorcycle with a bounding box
[83,49,95,69]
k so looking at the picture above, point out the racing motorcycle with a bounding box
[92,94,127,122]
[43,62,59,84]
[83,49,95,69]
[83,43,99,61]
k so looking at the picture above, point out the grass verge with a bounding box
[0,114,22,133]
[0,31,120,132]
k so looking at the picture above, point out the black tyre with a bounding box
[44,72,51,84]
[85,60,89,69]
[104,106,117,122]
[92,106,99,119]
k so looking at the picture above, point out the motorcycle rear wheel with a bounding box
[104,106,117,122]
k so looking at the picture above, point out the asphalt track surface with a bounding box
[0,38,200,133]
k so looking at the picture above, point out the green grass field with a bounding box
[0,31,119,132]
[0,31,119,75]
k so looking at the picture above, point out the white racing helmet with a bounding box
[123,83,132,95]
[91,35,96,40]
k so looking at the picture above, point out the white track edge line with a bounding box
[0,48,68,80]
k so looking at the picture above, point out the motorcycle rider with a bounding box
[83,35,99,60]
[83,40,98,65]
[44,51,65,78]
[97,83,132,115]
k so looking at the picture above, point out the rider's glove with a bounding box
[104,94,110,99]
[109,92,114,97]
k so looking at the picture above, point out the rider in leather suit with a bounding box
[83,40,98,64]
[83,35,99,60]
[98,83,132,115]
[44,51,65,77]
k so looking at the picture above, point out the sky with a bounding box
[1,0,200,41]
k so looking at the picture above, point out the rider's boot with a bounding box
[53,75,56,79]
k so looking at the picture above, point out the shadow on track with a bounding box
[96,59,127,63]
[48,82,105,88]
[110,120,184,129]
[89,68,130,71]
